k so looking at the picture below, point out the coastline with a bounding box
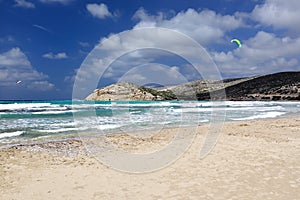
[1,117,299,199]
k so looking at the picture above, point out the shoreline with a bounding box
[1,117,299,199]
[1,113,298,151]
[1,100,300,151]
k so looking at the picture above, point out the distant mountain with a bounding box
[85,71,300,101]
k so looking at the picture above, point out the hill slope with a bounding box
[197,71,300,100]
[157,77,256,100]
[85,71,300,101]
[85,82,176,101]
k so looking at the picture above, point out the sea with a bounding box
[0,100,300,148]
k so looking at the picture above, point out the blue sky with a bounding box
[0,0,299,100]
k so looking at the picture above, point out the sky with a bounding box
[0,0,300,100]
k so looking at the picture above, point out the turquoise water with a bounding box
[0,100,299,147]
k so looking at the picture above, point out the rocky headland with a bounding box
[85,71,300,101]
[85,82,176,101]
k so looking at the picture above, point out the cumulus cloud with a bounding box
[251,0,300,35]
[86,3,114,19]
[71,6,300,98]
[119,64,188,86]
[130,6,300,78]
[27,81,55,91]
[0,48,54,90]
[14,0,35,9]
[72,27,222,99]
[240,31,300,59]
[213,31,300,77]
[133,8,244,45]
[0,48,31,67]
[42,52,68,59]
[80,8,244,84]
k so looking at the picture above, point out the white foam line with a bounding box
[232,112,286,121]
[97,124,122,130]
[36,127,90,133]
[32,110,75,115]
[0,131,24,139]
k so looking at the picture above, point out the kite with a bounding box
[16,80,22,84]
[231,39,242,48]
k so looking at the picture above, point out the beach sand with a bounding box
[1,118,299,200]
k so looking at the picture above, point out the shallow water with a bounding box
[0,100,299,147]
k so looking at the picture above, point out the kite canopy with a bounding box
[231,39,242,48]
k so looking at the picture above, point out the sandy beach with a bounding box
[1,117,299,200]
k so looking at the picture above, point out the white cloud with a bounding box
[251,0,300,35]
[86,3,113,19]
[27,81,55,91]
[72,27,223,99]
[0,47,30,66]
[212,31,300,77]
[42,52,68,59]
[72,7,300,98]
[133,7,164,22]
[241,32,300,59]
[133,8,244,45]
[119,64,188,86]
[81,8,243,84]
[14,0,35,9]
[0,48,54,90]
